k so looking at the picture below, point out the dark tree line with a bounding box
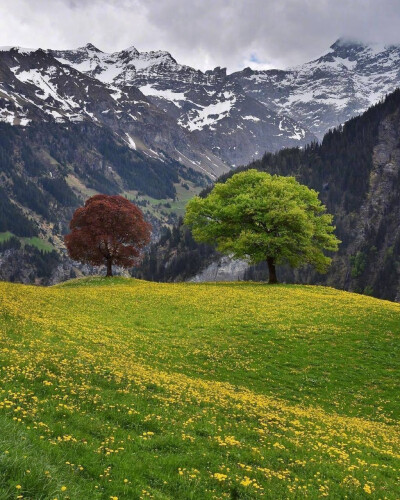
[132,220,217,282]
[0,186,38,237]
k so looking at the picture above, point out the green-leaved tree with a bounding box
[184,170,340,283]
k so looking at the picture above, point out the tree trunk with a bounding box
[267,257,278,284]
[106,257,113,277]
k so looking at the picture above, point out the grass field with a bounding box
[124,182,203,221]
[0,278,399,499]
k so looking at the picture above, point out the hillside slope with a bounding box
[0,119,210,283]
[0,278,399,498]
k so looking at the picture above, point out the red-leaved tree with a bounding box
[65,194,151,277]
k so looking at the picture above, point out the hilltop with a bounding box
[0,279,399,498]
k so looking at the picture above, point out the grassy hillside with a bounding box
[0,232,54,252]
[0,279,399,499]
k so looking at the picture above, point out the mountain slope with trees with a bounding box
[136,89,400,301]
[0,120,206,283]
[2,40,400,287]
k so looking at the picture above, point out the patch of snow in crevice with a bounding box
[124,133,136,150]
[139,84,186,107]
[19,117,31,126]
[242,115,260,122]
[181,97,236,131]
[109,87,122,101]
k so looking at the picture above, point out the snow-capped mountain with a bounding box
[0,46,228,179]
[1,38,400,176]
[233,38,400,138]
[50,43,314,167]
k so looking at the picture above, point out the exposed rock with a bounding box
[189,256,248,282]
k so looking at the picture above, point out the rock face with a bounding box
[189,256,248,282]
[341,108,400,299]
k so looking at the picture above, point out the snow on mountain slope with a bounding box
[2,39,400,172]
[51,44,314,166]
[0,47,124,125]
[0,47,229,179]
[233,38,400,138]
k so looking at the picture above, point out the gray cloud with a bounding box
[1,0,400,72]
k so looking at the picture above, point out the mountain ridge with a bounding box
[2,38,400,169]
[233,38,400,137]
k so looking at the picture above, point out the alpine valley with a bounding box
[1,38,400,289]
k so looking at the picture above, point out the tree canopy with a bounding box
[184,169,340,283]
[65,194,151,277]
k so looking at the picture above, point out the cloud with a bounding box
[0,0,400,72]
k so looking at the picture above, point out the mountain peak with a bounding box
[120,45,139,56]
[147,49,175,60]
[79,43,102,53]
[330,37,367,49]
[330,37,400,54]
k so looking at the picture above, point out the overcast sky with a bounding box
[1,0,400,72]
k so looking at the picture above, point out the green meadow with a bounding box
[0,278,399,499]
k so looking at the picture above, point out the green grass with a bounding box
[21,236,54,252]
[124,181,202,221]
[0,232,13,243]
[0,232,54,252]
[165,183,203,216]
[0,278,399,499]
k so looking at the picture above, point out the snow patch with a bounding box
[242,115,260,122]
[110,87,122,101]
[139,84,186,107]
[19,117,31,126]
[181,97,236,131]
[125,133,136,150]
[333,57,357,70]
